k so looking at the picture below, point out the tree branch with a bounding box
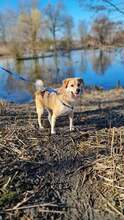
[103,0,124,15]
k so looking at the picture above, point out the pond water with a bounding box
[0,48,124,103]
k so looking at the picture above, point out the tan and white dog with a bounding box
[35,78,84,134]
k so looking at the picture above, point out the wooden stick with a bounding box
[5,203,67,212]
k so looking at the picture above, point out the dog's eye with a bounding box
[77,83,80,87]
[71,84,74,87]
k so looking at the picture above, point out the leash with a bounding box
[0,66,32,83]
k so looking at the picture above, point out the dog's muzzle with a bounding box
[76,88,80,94]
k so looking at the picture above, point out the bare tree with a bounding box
[79,0,124,15]
[1,10,22,57]
[0,9,17,45]
[44,2,65,54]
[78,20,87,45]
[63,15,74,51]
[18,5,42,57]
[92,16,115,45]
[0,0,42,58]
[0,13,6,43]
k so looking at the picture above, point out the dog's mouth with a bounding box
[71,91,80,98]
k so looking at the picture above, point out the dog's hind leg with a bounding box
[37,107,44,130]
[47,109,52,126]
[35,98,44,130]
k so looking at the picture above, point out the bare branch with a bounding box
[103,0,124,15]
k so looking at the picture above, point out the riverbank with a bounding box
[0,44,124,61]
[1,88,124,219]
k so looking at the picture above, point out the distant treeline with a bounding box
[0,0,124,58]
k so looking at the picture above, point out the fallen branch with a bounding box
[5,202,67,212]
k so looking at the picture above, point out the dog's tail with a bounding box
[35,79,45,91]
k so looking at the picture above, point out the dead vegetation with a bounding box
[1,88,124,219]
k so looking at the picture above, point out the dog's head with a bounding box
[62,77,84,98]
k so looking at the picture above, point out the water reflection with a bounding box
[64,52,75,76]
[0,48,124,103]
[79,51,87,73]
[0,70,32,103]
[33,59,41,79]
[15,60,24,74]
[91,50,113,74]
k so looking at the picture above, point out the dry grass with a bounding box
[1,88,124,219]
[0,99,8,109]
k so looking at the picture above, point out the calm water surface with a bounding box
[0,48,124,103]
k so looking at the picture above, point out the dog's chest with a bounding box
[59,103,73,116]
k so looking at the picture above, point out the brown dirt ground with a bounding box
[1,88,124,220]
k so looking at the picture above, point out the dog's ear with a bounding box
[78,78,84,85]
[78,78,84,94]
[63,78,70,88]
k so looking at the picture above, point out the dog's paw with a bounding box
[51,130,56,135]
[70,127,75,131]
[39,126,44,130]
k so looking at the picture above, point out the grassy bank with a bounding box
[0,88,124,219]
[0,44,123,61]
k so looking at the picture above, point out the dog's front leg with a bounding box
[47,110,52,126]
[69,112,74,131]
[37,107,44,130]
[51,114,56,134]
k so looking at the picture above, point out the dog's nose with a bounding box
[76,88,80,94]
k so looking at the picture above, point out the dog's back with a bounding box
[35,79,58,110]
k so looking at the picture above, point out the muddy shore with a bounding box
[1,88,124,220]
